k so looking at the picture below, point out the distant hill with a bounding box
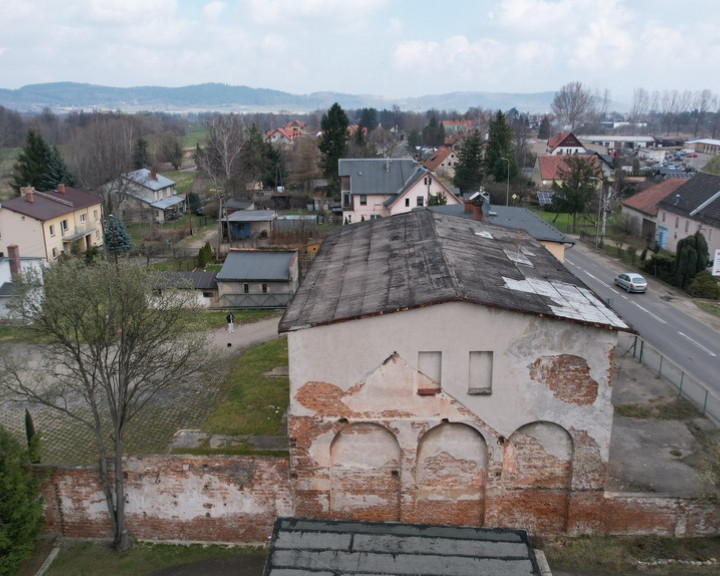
[0,82,557,115]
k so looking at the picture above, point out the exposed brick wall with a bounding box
[529,354,598,405]
[41,456,291,544]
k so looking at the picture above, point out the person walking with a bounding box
[226,312,235,333]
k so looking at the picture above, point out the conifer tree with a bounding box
[104,214,134,256]
[11,130,76,193]
[453,130,484,194]
[319,103,349,195]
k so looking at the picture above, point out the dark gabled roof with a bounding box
[264,517,542,576]
[622,179,686,217]
[657,172,720,227]
[339,158,419,196]
[279,210,628,333]
[426,205,574,245]
[156,270,218,291]
[217,250,295,282]
[2,186,102,221]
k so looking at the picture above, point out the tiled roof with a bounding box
[423,147,454,171]
[2,186,102,221]
[279,210,629,333]
[537,155,600,180]
[622,179,686,217]
[657,172,720,227]
[547,131,572,149]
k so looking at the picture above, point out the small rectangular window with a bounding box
[684,220,689,232]
[675,216,679,228]
[416,196,424,207]
[405,198,410,207]
[359,195,367,206]
[49,224,55,237]
[94,210,98,220]
[52,247,57,258]
[80,214,86,224]
[262,284,268,293]
[418,351,441,395]
[662,212,666,223]
[468,351,493,395]
[243,284,249,294]
[61,219,68,232]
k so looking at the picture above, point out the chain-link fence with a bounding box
[618,331,720,424]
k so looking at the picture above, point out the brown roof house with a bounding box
[621,179,686,241]
[546,131,587,155]
[0,185,104,262]
[279,210,631,535]
[423,146,459,179]
[531,154,612,188]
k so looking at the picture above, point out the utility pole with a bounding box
[500,157,510,206]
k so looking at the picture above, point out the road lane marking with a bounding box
[678,332,717,357]
[630,301,668,324]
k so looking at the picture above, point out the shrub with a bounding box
[642,253,675,284]
[0,427,44,576]
[687,270,720,299]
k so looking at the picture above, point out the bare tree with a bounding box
[551,81,596,131]
[692,89,714,137]
[630,88,650,130]
[0,259,217,551]
[194,114,248,194]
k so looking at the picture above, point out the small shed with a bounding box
[216,249,298,308]
[223,210,276,240]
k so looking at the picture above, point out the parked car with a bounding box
[614,272,647,293]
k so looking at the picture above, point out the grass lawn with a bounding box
[201,336,288,437]
[161,169,197,195]
[538,534,720,575]
[532,208,598,236]
[182,124,209,149]
[40,540,266,576]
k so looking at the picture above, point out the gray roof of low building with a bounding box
[151,195,185,210]
[339,158,419,196]
[156,270,218,290]
[264,517,542,576]
[226,198,254,210]
[279,210,629,333]
[425,205,574,245]
[225,209,276,223]
[217,250,295,282]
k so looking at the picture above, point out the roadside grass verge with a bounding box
[201,336,288,436]
[614,397,700,420]
[537,534,720,575]
[41,540,266,576]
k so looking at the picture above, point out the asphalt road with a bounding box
[564,241,720,398]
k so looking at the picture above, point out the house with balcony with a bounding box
[546,131,587,155]
[118,169,184,223]
[0,185,104,262]
[340,158,461,224]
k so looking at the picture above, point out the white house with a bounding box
[339,158,461,224]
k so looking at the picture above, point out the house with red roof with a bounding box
[547,131,587,155]
[423,146,458,179]
[621,179,686,240]
[531,154,612,188]
[266,127,300,146]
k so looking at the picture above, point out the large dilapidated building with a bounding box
[279,210,630,533]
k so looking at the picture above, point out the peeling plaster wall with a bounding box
[286,301,618,531]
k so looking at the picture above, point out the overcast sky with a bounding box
[2,0,719,107]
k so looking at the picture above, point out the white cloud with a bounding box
[203,1,227,19]
[82,0,178,23]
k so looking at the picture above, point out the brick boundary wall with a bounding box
[39,456,720,542]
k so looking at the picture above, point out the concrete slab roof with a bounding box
[264,517,542,576]
[225,209,276,222]
[279,210,629,333]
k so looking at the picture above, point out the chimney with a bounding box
[21,186,34,203]
[57,183,66,194]
[149,170,157,181]
[464,199,473,213]
[8,245,21,281]
[471,202,483,222]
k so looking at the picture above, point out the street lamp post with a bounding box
[500,157,510,206]
[590,177,606,247]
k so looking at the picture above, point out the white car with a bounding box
[614,272,647,293]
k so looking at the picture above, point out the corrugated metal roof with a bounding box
[217,250,295,281]
[225,210,276,222]
[264,517,541,576]
[279,210,629,333]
